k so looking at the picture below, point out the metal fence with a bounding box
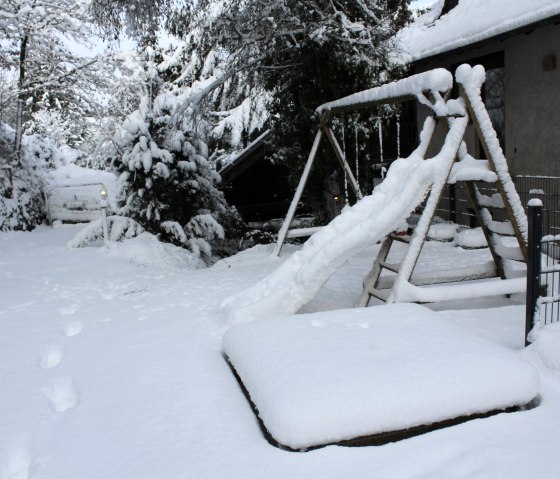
[526,202,560,345]
[427,175,560,344]
[435,176,560,235]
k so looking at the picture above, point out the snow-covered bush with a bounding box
[0,123,49,231]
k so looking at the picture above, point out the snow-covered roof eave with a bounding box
[219,129,272,184]
[399,0,560,63]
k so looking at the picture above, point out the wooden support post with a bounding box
[323,126,364,200]
[274,128,324,256]
[358,236,394,307]
[458,84,528,262]
[525,201,542,346]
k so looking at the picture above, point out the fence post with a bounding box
[449,184,456,223]
[525,200,542,346]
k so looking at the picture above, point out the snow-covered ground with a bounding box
[1,225,560,478]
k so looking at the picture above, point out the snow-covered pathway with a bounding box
[1,225,560,478]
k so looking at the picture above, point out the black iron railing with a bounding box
[526,203,560,344]
[435,176,560,235]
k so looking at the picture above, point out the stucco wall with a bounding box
[415,21,560,177]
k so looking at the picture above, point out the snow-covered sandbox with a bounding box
[224,304,538,450]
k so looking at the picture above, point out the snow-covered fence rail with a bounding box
[526,201,560,345]
[46,182,111,223]
[433,176,560,232]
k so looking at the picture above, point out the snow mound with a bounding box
[456,227,488,249]
[427,223,458,242]
[224,304,539,450]
[525,322,560,372]
[104,233,205,270]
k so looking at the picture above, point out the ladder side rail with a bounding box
[457,68,528,261]
[357,236,394,307]
[323,126,364,200]
[388,114,469,303]
[358,115,440,306]
[465,181,506,278]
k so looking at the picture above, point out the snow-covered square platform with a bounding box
[223,304,539,450]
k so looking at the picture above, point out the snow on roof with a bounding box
[399,0,560,62]
[218,129,271,182]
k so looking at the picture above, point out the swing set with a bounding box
[270,64,527,307]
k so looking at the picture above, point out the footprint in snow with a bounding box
[311,319,326,328]
[1,446,32,479]
[39,346,63,369]
[64,321,82,337]
[42,377,78,413]
[59,305,79,316]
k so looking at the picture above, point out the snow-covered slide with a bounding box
[221,113,467,325]
[221,164,429,324]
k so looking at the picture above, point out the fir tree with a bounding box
[114,45,240,261]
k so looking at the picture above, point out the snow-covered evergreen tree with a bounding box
[163,0,411,211]
[114,45,240,261]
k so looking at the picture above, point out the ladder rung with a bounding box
[390,232,411,243]
[380,261,401,273]
[376,263,498,289]
[488,221,515,236]
[368,288,391,302]
[495,245,524,262]
[476,193,505,209]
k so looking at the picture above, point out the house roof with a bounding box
[218,129,272,184]
[398,0,560,62]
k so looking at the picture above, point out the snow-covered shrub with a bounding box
[0,123,50,231]
[0,178,45,231]
[67,215,144,248]
[244,229,276,245]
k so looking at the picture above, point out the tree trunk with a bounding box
[13,33,28,165]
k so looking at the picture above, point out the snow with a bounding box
[224,304,538,450]
[529,198,544,207]
[398,0,560,62]
[1,225,560,477]
[448,157,497,184]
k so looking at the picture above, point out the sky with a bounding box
[68,0,439,59]
[411,0,438,9]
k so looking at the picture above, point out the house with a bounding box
[398,0,560,177]
[217,130,292,223]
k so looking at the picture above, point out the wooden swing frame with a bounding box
[274,65,529,306]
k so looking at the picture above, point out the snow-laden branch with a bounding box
[0,56,103,108]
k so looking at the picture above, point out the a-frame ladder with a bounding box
[359,65,528,306]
